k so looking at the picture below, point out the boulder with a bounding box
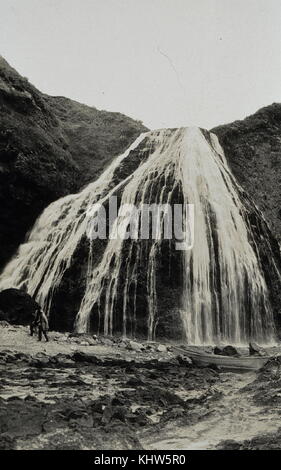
[127,341,144,352]
[72,351,100,364]
[249,342,265,356]
[176,355,192,366]
[157,344,167,353]
[221,345,240,357]
[214,346,224,355]
[0,288,39,325]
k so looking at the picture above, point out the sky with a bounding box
[1,0,281,130]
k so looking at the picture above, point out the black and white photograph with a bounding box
[0,0,281,456]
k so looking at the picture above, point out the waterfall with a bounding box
[0,127,277,344]
[0,133,147,314]
[179,129,274,344]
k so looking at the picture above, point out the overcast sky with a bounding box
[1,0,281,129]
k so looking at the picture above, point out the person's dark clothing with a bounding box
[30,308,49,342]
[38,310,49,342]
[30,309,40,336]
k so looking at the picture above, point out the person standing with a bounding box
[30,308,40,337]
[38,308,49,342]
[30,307,49,342]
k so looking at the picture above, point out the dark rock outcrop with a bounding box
[214,346,223,356]
[0,288,39,325]
[212,104,281,242]
[221,345,240,357]
[0,56,147,269]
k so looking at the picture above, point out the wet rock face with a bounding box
[0,288,39,325]
[212,103,281,242]
[48,236,90,332]
[240,198,281,333]
[213,105,281,331]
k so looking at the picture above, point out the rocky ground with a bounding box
[0,323,281,450]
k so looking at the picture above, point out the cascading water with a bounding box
[0,127,278,344]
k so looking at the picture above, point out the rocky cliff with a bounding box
[212,104,281,242]
[0,56,147,268]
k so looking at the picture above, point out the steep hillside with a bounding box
[47,96,147,186]
[0,57,147,268]
[212,104,281,242]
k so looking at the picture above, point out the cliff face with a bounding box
[212,104,281,242]
[0,57,147,268]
